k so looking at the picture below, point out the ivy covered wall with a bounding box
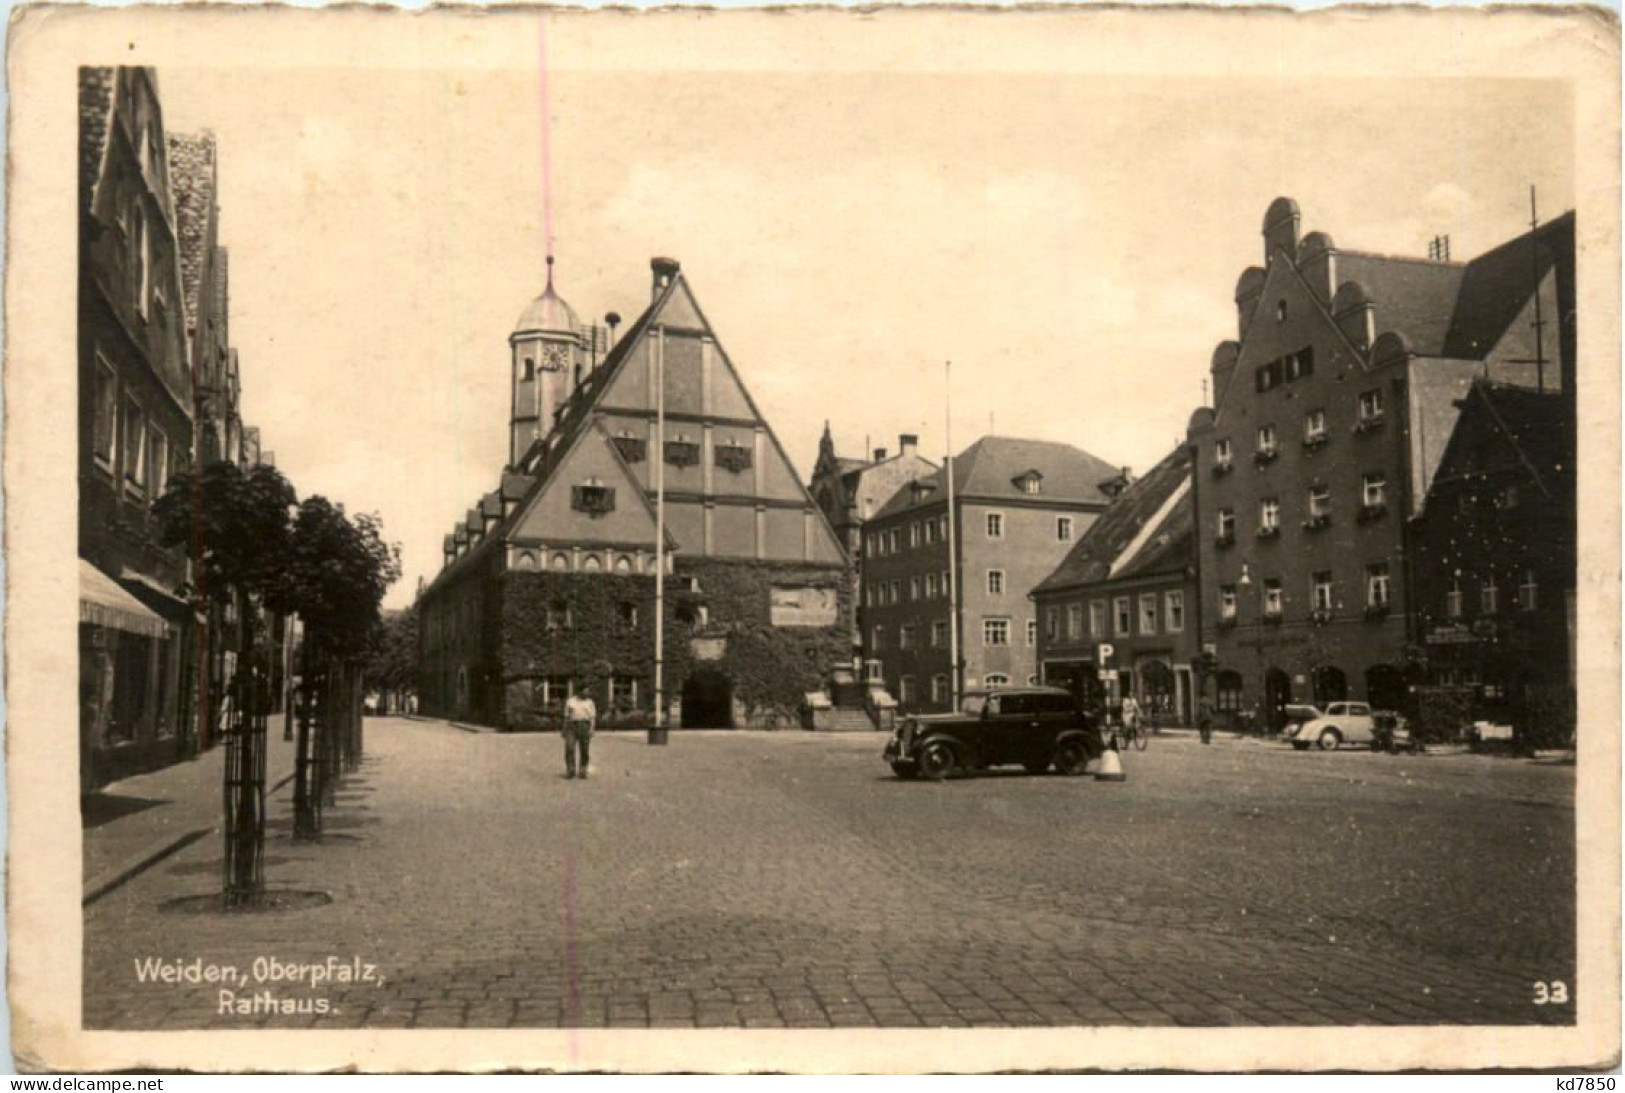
[494,556,853,730]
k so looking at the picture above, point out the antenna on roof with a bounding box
[1505,185,1549,394]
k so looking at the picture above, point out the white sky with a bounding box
[158,59,1573,609]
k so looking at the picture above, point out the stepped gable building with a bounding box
[1410,381,1576,744]
[418,257,853,730]
[1187,196,1575,728]
[810,427,937,559]
[1032,444,1198,724]
[809,426,937,667]
[78,67,198,786]
[860,435,1121,712]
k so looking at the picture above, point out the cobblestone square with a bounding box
[84,719,1576,1030]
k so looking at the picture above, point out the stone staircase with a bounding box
[822,708,877,732]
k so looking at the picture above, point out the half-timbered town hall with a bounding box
[418,258,852,729]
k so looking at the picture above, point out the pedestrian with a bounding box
[1120,693,1141,738]
[1198,693,1214,745]
[562,689,597,779]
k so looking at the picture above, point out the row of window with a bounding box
[1212,388,1386,469]
[522,674,644,713]
[894,672,1037,705]
[1215,473,1387,540]
[1220,563,1390,619]
[510,549,642,574]
[870,617,1040,652]
[1254,346,1315,392]
[866,512,1074,557]
[863,566,1035,607]
[1443,572,1541,617]
[91,357,176,501]
[1045,590,1186,643]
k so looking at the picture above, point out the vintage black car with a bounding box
[884,686,1107,780]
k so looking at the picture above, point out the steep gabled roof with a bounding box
[1032,445,1194,595]
[1442,212,1574,360]
[79,67,116,218]
[1427,380,1569,506]
[873,436,1120,521]
[166,131,217,336]
[1336,252,1466,356]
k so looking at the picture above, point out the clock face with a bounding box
[540,342,571,372]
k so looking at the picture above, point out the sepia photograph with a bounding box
[5,3,1619,1074]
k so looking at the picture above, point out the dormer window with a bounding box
[664,435,701,467]
[1276,300,1288,322]
[571,477,616,517]
[1015,470,1043,495]
[611,432,648,464]
[714,439,753,475]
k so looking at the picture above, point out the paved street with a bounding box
[84,718,1576,1030]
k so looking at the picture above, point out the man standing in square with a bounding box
[563,689,597,779]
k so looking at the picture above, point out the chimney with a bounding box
[898,433,919,456]
[873,447,888,462]
[651,257,680,302]
[604,311,621,348]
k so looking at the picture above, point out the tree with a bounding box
[153,461,297,905]
[365,605,420,713]
[278,497,401,836]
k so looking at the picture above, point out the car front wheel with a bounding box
[916,741,957,780]
[1317,728,1341,751]
[1054,739,1092,776]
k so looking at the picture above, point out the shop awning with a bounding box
[80,559,167,639]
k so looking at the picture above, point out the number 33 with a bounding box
[1533,980,1570,1005]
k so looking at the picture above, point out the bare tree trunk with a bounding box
[222,587,266,906]
[293,639,321,840]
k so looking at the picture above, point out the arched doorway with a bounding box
[1263,668,1293,731]
[1365,663,1406,712]
[1139,660,1176,720]
[1311,665,1348,706]
[681,669,734,728]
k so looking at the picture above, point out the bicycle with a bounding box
[1120,718,1149,752]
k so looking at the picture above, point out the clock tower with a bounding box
[509,256,582,468]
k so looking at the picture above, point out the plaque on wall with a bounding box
[769,586,838,627]
[691,635,726,661]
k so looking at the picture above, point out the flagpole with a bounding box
[945,360,961,711]
[652,327,668,745]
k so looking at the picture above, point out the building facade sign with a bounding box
[769,586,839,627]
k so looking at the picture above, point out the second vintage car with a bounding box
[1285,701,1412,751]
[884,686,1107,780]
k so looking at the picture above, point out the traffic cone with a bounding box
[1095,742,1127,782]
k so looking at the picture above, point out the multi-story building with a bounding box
[1410,381,1576,744]
[1032,445,1198,723]
[78,67,197,787]
[809,427,936,672]
[860,436,1120,712]
[418,257,853,729]
[1186,196,1574,728]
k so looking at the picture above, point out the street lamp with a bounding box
[1236,562,1268,734]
